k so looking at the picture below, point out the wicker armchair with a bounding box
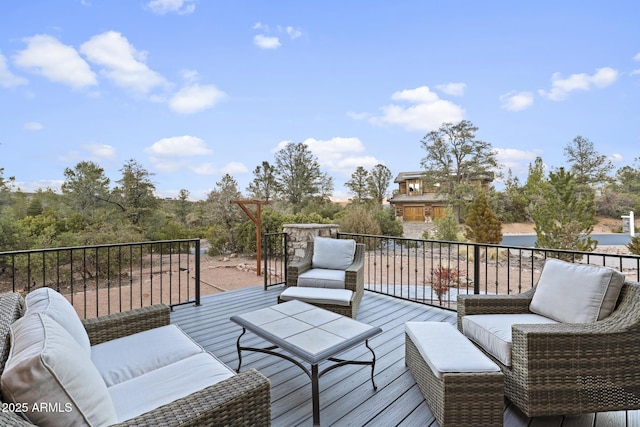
[0,292,271,427]
[280,241,365,318]
[457,280,640,417]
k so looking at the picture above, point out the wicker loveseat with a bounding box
[0,290,271,426]
[457,259,640,418]
[280,238,365,318]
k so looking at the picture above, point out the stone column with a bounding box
[283,224,340,262]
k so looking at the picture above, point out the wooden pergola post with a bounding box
[231,200,269,276]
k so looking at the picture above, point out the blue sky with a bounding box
[1,1,639,201]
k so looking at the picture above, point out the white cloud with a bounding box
[252,22,268,31]
[58,143,116,164]
[346,111,370,120]
[0,52,27,88]
[169,84,226,114]
[190,161,248,176]
[500,91,534,111]
[252,23,301,48]
[15,179,64,193]
[631,53,640,76]
[23,121,43,131]
[253,34,281,49]
[304,137,382,176]
[146,135,213,157]
[369,86,465,132]
[435,82,466,97]
[80,31,166,95]
[220,162,248,175]
[180,68,199,83]
[14,34,97,89]
[146,135,214,172]
[147,0,195,15]
[610,153,624,163]
[285,26,302,39]
[84,143,116,160]
[495,147,541,176]
[540,67,618,101]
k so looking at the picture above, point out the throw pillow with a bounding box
[312,237,356,270]
[24,287,91,355]
[0,313,117,427]
[529,258,625,323]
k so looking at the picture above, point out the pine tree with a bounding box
[464,191,503,244]
[532,168,597,257]
[433,206,462,242]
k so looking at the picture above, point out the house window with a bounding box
[408,180,421,195]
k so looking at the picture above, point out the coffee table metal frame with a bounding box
[230,300,382,426]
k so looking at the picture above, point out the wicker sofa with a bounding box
[457,259,640,418]
[0,290,271,426]
[280,238,365,318]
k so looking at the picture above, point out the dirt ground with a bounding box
[201,217,630,292]
[72,217,632,317]
[501,216,622,235]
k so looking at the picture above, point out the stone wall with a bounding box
[283,223,340,262]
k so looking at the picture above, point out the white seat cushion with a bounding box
[280,287,353,306]
[298,268,346,289]
[1,313,118,427]
[91,324,205,386]
[24,287,91,356]
[529,258,625,323]
[405,322,500,379]
[312,237,356,270]
[108,352,235,423]
[462,313,558,366]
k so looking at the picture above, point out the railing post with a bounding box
[263,233,268,290]
[473,244,481,294]
[284,233,288,285]
[194,240,201,306]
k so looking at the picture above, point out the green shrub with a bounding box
[628,235,640,256]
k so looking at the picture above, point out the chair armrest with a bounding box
[286,241,313,288]
[0,412,35,426]
[511,314,640,375]
[344,243,365,294]
[112,369,271,427]
[457,288,535,331]
[82,304,171,345]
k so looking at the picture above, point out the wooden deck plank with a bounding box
[170,286,636,427]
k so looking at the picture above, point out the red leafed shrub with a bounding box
[430,265,460,305]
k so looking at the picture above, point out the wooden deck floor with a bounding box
[170,286,640,427]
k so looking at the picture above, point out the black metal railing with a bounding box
[0,239,201,319]
[263,232,287,288]
[338,233,640,310]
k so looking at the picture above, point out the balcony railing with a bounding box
[0,239,201,319]
[5,233,639,318]
[262,232,287,288]
[339,232,640,310]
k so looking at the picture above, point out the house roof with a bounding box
[387,193,446,204]
[393,170,495,184]
[393,171,424,183]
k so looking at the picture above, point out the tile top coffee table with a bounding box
[230,300,382,426]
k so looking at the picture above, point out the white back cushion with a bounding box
[312,237,356,270]
[1,313,117,427]
[25,287,91,355]
[529,259,625,323]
